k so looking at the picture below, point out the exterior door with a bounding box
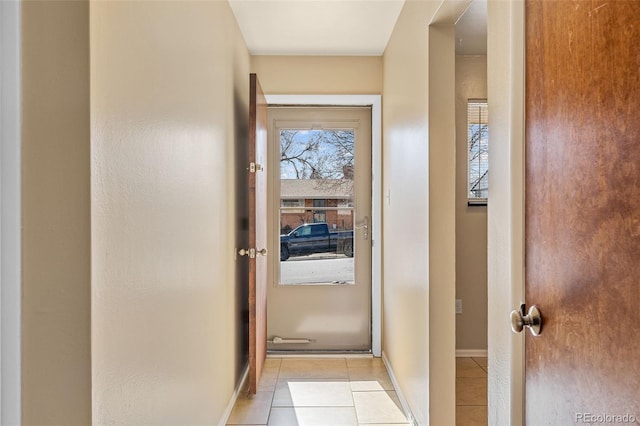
[267,107,372,351]
[248,74,268,394]
[525,1,640,423]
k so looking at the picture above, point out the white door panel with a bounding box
[267,107,372,351]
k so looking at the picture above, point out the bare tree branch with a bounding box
[280,129,355,181]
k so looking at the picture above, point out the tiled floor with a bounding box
[456,357,488,426]
[226,357,410,426]
[227,356,488,425]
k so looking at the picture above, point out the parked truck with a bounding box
[280,223,354,261]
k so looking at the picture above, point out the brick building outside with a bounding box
[280,179,354,235]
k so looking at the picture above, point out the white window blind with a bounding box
[467,100,488,204]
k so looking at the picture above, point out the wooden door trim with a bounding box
[264,94,382,357]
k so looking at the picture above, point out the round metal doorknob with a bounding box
[510,310,524,333]
[237,248,267,258]
[510,304,542,336]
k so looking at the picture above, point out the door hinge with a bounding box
[249,162,263,173]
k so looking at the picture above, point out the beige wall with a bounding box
[427,23,457,425]
[455,55,488,350]
[21,1,92,424]
[382,1,457,424]
[91,2,250,423]
[251,55,382,94]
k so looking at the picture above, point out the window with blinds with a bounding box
[467,99,488,205]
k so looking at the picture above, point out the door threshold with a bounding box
[267,350,373,358]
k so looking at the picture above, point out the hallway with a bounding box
[226,356,489,425]
[226,357,409,425]
[11,1,482,423]
[455,357,488,426]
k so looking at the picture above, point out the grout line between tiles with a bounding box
[255,357,418,426]
[349,377,359,424]
[470,357,487,369]
[264,360,281,425]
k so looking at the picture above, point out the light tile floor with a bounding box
[227,357,410,426]
[456,357,488,426]
[228,356,489,425]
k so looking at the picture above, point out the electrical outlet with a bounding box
[455,299,463,314]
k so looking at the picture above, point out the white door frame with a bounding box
[0,1,22,423]
[265,94,382,357]
[487,0,526,425]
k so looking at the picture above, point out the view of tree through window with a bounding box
[279,129,355,285]
[280,130,354,180]
[468,100,488,203]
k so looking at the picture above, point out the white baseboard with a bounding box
[218,364,249,426]
[381,351,417,426]
[455,349,488,357]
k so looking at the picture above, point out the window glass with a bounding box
[298,226,311,236]
[468,100,489,204]
[313,199,326,223]
[279,129,355,285]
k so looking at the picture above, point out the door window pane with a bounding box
[279,129,355,285]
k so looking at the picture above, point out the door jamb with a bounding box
[264,94,382,357]
[0,1,22,423]
[487,1,526,425]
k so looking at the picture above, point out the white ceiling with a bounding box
[229,0,487,56]
[229,0,405,56]
[455,0,487,55]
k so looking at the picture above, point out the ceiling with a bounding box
[455,0,487,55]
[229,0,487,56]
[229,0,405,56]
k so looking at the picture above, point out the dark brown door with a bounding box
[525,1,640,423]
[248,73,268,394]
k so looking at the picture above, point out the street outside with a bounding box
[280,253,354,285]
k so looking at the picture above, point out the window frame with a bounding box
[312,199,326,223]
[281,198,305,214]
[467,98,489,206]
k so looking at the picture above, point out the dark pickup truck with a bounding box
[280,223,354,261]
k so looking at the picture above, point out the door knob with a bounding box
[238,248,268,258]
[238,249,267,259]
[510,304,542,336]
[238,248,254,258]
